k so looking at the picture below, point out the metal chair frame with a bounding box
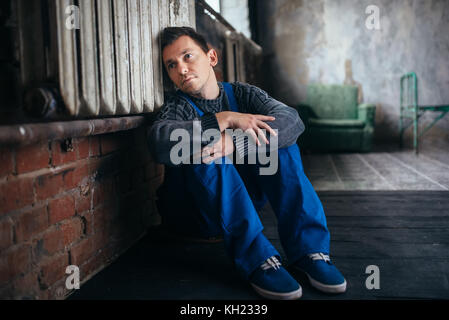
[399,72,449,154]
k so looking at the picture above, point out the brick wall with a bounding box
[0,127,163,299]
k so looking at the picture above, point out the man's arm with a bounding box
[243,83,305,147]
[215,111,277,145]
[147,96,221,166]
[215,82,305,157]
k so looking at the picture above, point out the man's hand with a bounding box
[200,131,235,164]
[215,111,277,146]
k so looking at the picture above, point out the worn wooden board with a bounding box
[68,190,449,300]
[263,191,449,299]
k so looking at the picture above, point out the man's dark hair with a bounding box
[160,26,210,55]
[159,27,210,92]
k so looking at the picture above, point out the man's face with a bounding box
[162,35,218,97]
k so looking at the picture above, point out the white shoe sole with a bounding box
[250,283,303,300]
[295,267,347,293]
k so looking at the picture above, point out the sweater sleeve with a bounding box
[147,96,221,166]
[232,82,305,158]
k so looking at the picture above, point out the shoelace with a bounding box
[308,253,331,263]
[261,256,282,271]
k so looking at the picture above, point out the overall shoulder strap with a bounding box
[222,82,239,112]
[177,91,204,117]
[177,82,239,116]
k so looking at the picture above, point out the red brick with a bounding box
[100,134,119,155]
[36,288,50,300]
[51,140,77,166]
[0,284,14,299]
[92,205,108,234]
[75,187,92,213]
[14,206,48,242]
[0,217,14,251]
[60,218,83,247]
[0,178,34,215]
[92,183,105,208]
[35,173,64,201]
[16,142,49,174]
[92,184,106,208]
[42,227,64,255]
[88,158,101,176]
[63,164,89,190]
[92,205,117,247]
[78,211,93,236]
[77,137,90,160]
[48,279,71,300]
[38,253,68,289]
[11,270,40,299]
[92,228,109,253]
[0,244,32,285]
[92,177,116,207]
[0,147,14,177]
[89,155,120,179]
[89,136,101,157]
[79,250,108,281]
[69,237,94,266]
[48,195,75,224]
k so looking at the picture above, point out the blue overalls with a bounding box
[156,82,330,280]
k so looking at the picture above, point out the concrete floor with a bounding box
[302,144,449,191]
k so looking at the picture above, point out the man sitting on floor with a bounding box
[147,26,346,300]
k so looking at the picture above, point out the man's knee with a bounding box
[277,143,303,171]
[183,159,242,187]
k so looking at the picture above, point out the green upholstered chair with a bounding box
[295,84,376,152]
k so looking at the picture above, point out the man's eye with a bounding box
[167,63,175,69]
[185,53,192,59]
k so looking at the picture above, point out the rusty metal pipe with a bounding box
[0,116,148,146]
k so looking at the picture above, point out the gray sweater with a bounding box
[147,81,304,166]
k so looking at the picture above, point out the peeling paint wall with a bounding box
[256,0,449,145]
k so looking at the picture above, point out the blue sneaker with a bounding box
[249,256,302,300]
[292,253,346,293]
